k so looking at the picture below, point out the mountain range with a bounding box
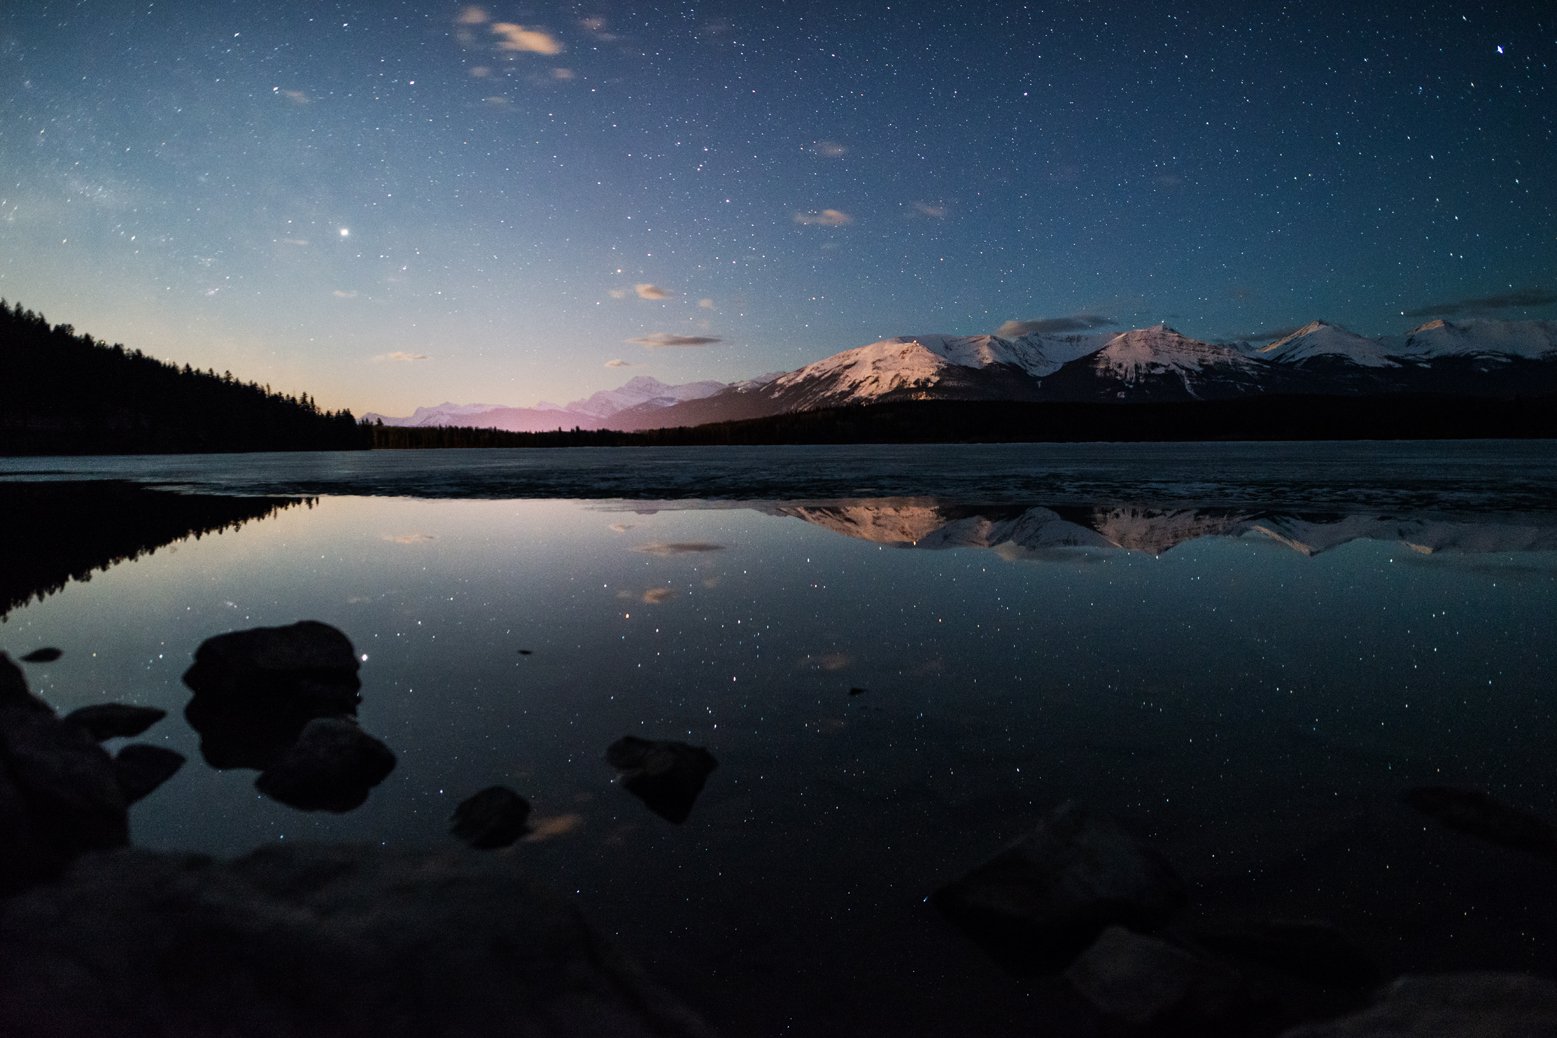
[366,317,1557,433]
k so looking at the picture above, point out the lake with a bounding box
[2,441,1555,1035]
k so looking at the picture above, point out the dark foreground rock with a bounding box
[1065,926,1257,1030]
[1405,785,1557,860]
[19,647,62,663]
[1278,972,1557,1037]
[183,620,361,715]
[0,843,713,1038]
[63,703,168,742]
[113,744,186,804]
[254,718,396,812]
[1195,918,1379,989]
[932,801,1187,974]
[606,736,718,824]
[0,654,128,895]
[452,786,532,848]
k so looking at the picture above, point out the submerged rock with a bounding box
[1279,972,1557,1037]
[932,801,1187,974]
[1196,918,1379,988]
[0,843,714,1038]
[606,736,718,824]
[113,744,186,805]
[63,703,168,742]
[0,654,128,895]
[1405,785,1557,860]
[1066,926,1255,1030]
[182,620,361,715]
[451,786,532,849]
[19,648,62,663]
[254,717,396,813]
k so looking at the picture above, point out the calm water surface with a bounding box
[2,441,1555,1035]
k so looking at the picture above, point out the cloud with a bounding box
[382,533,436,544]
[273,88,311,105]
[994,314,1115,337]
[456,5,490,25]
[278,237,309,247]
[607,287,630,299]
[469,66,492,78]
[911,201,948,219]
[634,283,671,300]
[641,587,676,604]
[332,289,359,299]
[799,651,851,672]
[627,333,722,348]
[605,358,631,368]
[698,298,716,310]
[633,541,727,555]
[1233,326,1303,343]
[811,140,848,158]
[794,208,853,227]
[374,351,431,363]
[491,22,564,55]
[1403,288,1557,318]
[551,67,575,81]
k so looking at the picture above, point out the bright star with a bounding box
[339,227,350,237]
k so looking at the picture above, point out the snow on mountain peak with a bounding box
[1092,325,1255,385]
[1400,318,1557,360]
[1257,320,1398,367]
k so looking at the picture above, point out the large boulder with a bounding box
[452,786,533,849]
[0,654,129,895]
[113,744,186,805]
[63,703,167,742]
[0,842,714,1038]
[606,737,718,824]
[254,718,396,813]
[932,801,1187,974]
[1279,973,1557,1037]
[182,621,361,715]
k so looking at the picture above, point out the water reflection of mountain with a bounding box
[768,499,1557,558]
[0,482,311,617]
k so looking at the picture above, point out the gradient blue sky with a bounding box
[3,1,1553,414]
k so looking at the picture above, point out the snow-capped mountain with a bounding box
[1395,318,1557,362]
[1256,320,1399,368]
[373,316,1557,434]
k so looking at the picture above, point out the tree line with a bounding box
[1,301,369,455]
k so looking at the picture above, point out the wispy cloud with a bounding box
[627,333,721,348]
[794,208,852,227]
[278,237,309,247]
[272,87,311,105]
[698,297,715,310]
[382,533,436,544]
[605,358,632,368]
[910,200,948,219]
[641,587,676,604]
[994,314,1115,337]
[456,5,490,25]
[1403,288,1557,318]
[811,140,848,158]
[1233,326,1303,343]
[374,351,431,363]
[491,22,564,55]
[634,283,671,300]
[332,289,359,299]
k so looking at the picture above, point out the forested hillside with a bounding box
[0,301,368,455]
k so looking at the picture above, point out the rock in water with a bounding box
[255,718,396,813]
[19,648,62,663]
[606,736,718,824]
[182,621,363,770]
[63,703,168,742]
[1065,926,1254,1029]
[1278,973,1557,1037]
[0,843,714,1038]
[1405,785,1557,860]
[932,801,1187,974]
[0,653,129,895]
[113,744,186,804]
[182,620,362,715]
[451,786,532,848]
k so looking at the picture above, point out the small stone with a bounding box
[932,801,1187,974]
[451,786,532,849]
[113,744,186,804]
[19,648,62,663]
[848,686,867,696]
[606,736,718,825]
[255,717,396,813]
[63,703,168,742]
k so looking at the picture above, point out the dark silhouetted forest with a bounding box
[370,393,1557,449]
[1,301,369,455]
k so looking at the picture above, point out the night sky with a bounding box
[3,1,1553,414]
